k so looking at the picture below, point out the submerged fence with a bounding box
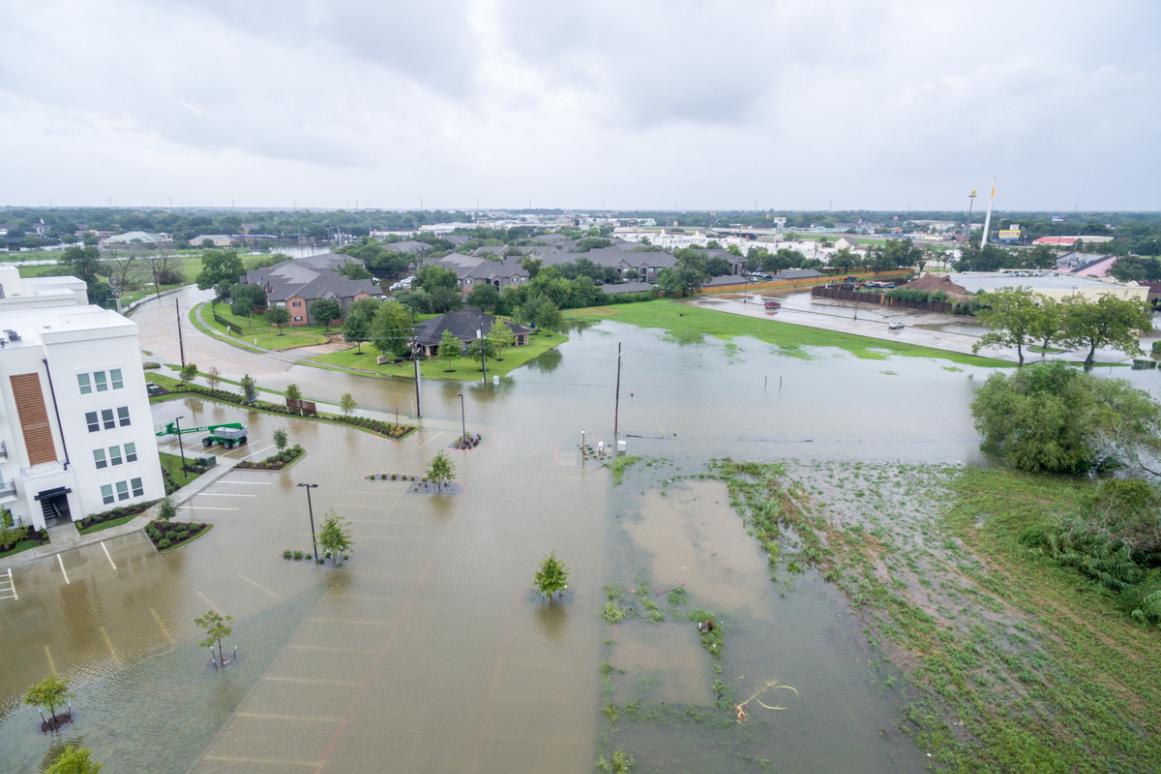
[810,285,956,314]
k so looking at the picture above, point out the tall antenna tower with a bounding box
[966,188,977,237]
[979,179,996,249]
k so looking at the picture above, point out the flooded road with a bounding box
[4,290,1127,771]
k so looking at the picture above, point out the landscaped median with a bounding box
[145,372,414,439]
[190,302,332,351]
[307,328,568,381]
[564,299,1012,367]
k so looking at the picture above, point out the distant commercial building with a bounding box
[1032,235,1115,247]
[188,234,236,248]
[950,272,1147,302]
[101,231,172,248]
[0,267,164,530]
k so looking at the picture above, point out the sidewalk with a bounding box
[4,457,241,568]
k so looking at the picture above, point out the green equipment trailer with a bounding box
[155,421,249,449]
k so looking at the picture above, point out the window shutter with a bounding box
[10,373,58,465]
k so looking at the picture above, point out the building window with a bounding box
[108,445,123,466]
[86,411,100,432]
[101,484,114,505]
[293,315,303,322]
[131,477,144,497]
[94,371,108,392]
[110,369,124,389]
[117,407,130,427]
[78,373,92,394]
[115,481,129,501]
[102,408,115,429]
[124,442,137,463]
[93,448,107,469]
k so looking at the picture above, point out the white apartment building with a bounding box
[0,266,165,530]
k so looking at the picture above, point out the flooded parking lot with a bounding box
[3,294,1154,771]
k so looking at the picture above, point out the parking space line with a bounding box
[99,625,122,666]
[181,505,239,511]
[44,645,57,675]
[236,712,344,723]
[100,541,118,571]
[239,444,275,460]
[203,755,321,768]
[149,607,174,642]
[236,573,280,599]
[198,493,256,498]
[288,644,383,655]
[656,417,665,435]
[420,431,445,449]
[220,480,271,486]
[264,676,362,687]
[307,617,392,627]
[0,568,15,601]
[197,590,222,612]
[329,503,380,509]
[56,554,70,584]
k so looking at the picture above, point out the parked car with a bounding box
[888,320,905,331]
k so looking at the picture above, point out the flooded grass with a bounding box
[712,459,1161,773]
[564,300,1012,367]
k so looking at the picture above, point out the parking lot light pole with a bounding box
[458,392,467,444]
[173,415,188,472]
[297,483,319,562]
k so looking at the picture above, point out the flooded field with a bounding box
[3,296,1157,771]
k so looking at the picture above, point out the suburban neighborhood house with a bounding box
[244,252,384,326]
[435,253,531,290]
[539,245,679,282]
[0,269,165,531]
[412,310,531,358]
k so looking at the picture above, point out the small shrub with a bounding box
[601,601,628,624]
[293,550,304,560]
[157,538,171,549]
[282,549,292,559]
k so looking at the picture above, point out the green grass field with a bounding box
[309,329,568,381]
[195,303,331,350]
[158,451,206,490]
[565,299,1012,367]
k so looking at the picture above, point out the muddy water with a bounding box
[0,302,1018,771]
[604,479,926,772]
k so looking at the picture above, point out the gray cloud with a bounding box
[0,0,1158,209]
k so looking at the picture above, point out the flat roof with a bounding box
[0,304,134,348]
[950,272,1133,293]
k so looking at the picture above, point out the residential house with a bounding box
[412,311,532,358]
[539,245,676,282]
[244,253,384,326]
[188,234,236,248]
[100,231,171,247]
[435,253,531,291]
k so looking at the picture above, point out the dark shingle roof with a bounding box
[245,252,383,302]
[412,311,532,347]
[381,240,432,254]
[773,268,823,279]
[600,282,655,295]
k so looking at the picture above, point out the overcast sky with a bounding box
[2,1,1159,211]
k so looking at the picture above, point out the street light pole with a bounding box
[458,392,467,445]
[297,483,319,563]
[477,329,487,382]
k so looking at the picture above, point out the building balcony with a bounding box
[0,440,6,461]
[0,479,16,501]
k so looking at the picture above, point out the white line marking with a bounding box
[150,607,173,642]
[197,590,222,612]
[197,492,256,497]
[235,712,344,723]
[236,573,280,599]
[240,444,275,460]
[180,505,238,511]
[100,541,118,571]
[330,503,379,509]
[99,625,122,666]
[656,417,665,435]
[420,431,445,449]
[56,554,70,584]
[44,645,56,674]
[202,755,321,768]
[264,675,361,686]
[220,480,271,486]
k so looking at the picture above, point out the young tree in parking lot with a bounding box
[426,451,455,490]
[534,551,569,600]
[972,287,1041,365]
[285,384,302,413]
[318,511,354,566]
[273,428,288,451]
[340,393,357,416]
[23,675,71,726]
[207,366,221,391]
[240,374,257,403]
[157,497,177,522]
[439,329,462,371]
[180,362,198,385]
[194,609,234,667]
[264,306,290,333]
[46,744,102,774]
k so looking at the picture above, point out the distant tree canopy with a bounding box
[197,250,245,290]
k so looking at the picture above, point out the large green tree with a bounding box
[486,319,516,360]
[371,300,414,358]
[1060,295,1152,366]
[972,287,1042,365]
[46,745,101,774]
[196,250,245,290]
[439,329,462,369]
[264,306,290,333]
[310,298,342,328]
[1030,296,1063,355]
[23,675,71,725]
[343,297,378,353]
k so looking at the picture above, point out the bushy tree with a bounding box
[273,428,288,451]
[264,306,290,333]
[194,610,234,666]
[534,552,569,599]
[180,362,198,385]
[972,362,1161,477]
[371,300,413,358]
[343,297,377,353]
[486,320,516,360]
[439,329,462,369]
[468,283,501,312]
[1060,295,1151,366]
[46,744,101,774]
[318,511,353,565]
[340,393,357,416]
[310,298,342,328]
[229,283,266,317]
[240,374,257,403]
[973,287,1041,365]
[196,250,244,290]
[1030,297,1063,355]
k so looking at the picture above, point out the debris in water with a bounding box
[735,680,798,724]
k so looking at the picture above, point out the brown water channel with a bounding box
[3,297,1154,771]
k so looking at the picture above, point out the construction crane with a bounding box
[155,421,249,449]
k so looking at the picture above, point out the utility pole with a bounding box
[458,392,467,445]
[980,179,997,249]
[413,346,422,418]
[175,298,186,368]
[477,329,487,381]
[613,342,622,453]
[173,416,187,472]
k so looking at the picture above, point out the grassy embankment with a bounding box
[308,328,567,381]
[565,299,1011,367]
[714,459,1161,772]
[193,303,331,351]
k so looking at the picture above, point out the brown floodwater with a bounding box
[7,288,1145,771]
